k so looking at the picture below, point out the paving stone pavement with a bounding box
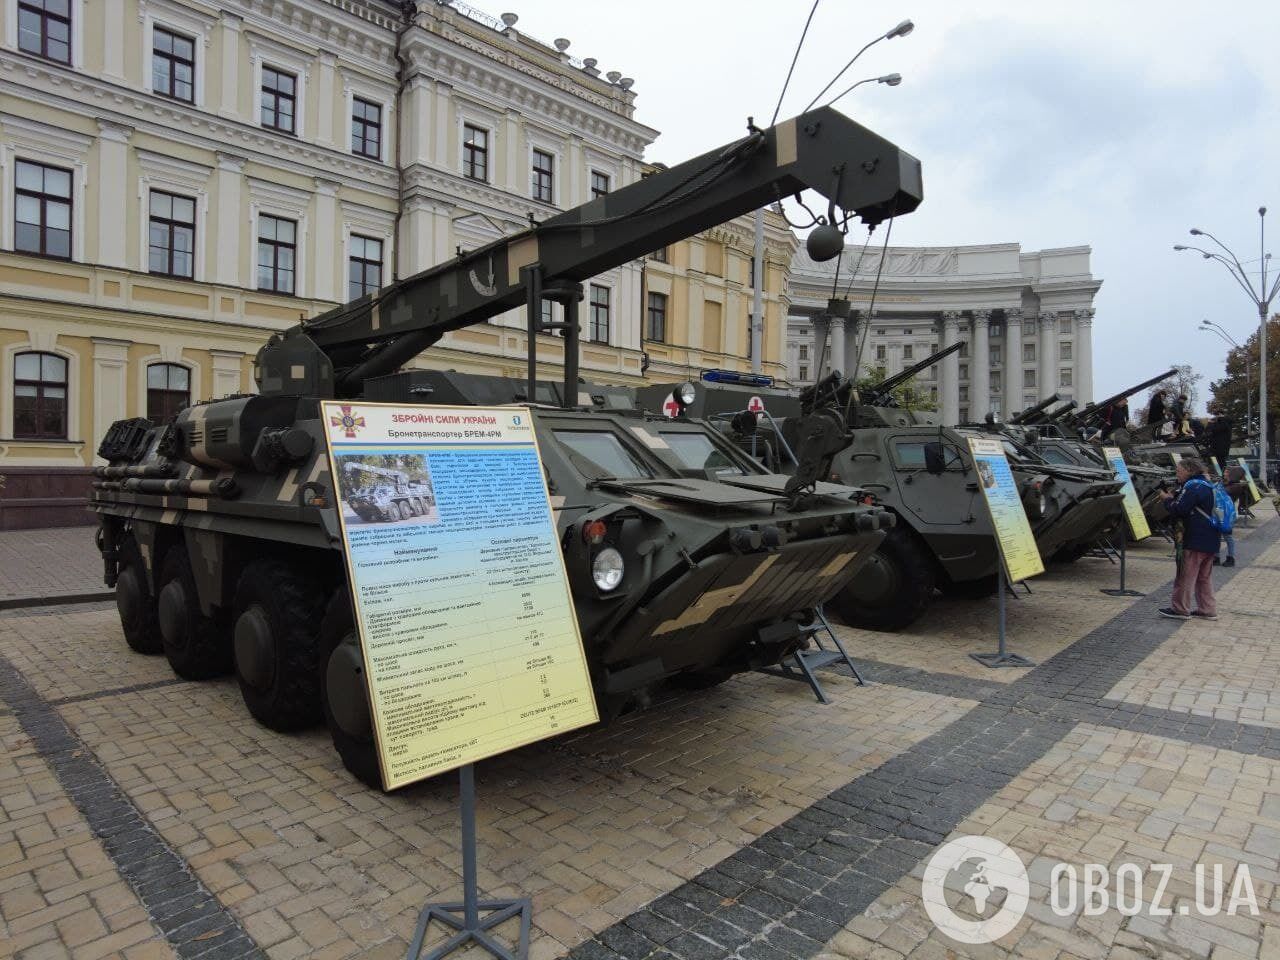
[0,527,105,604]
[0,517,1276,960]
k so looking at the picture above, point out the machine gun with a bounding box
[1008,393,1063,426]
[1074,368,1177,430]
[857,340,963,408]
[256,107,922,404]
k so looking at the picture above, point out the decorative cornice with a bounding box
[96,118,134,143]
[1039,311,1058,325]
[972,309,992,325]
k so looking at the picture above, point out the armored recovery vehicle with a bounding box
[91,107,922,786]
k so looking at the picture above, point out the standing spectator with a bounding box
[1158,457,1218,620]
[1147,389,1167,429]
[1170,393,1190,438]
[1110,397,1130,435]
[1217,463,1248,567]
[1207,413,1233,474]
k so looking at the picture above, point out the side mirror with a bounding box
[924,441,946,475]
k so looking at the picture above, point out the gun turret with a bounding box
[1076,369,1177,427]
[858,340,963,407]
[1008,393,1062,425]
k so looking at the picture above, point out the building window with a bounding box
[1025,368,1037,388]
[1023,319,1036,336]
[651,246,667,263]
[959,363,968,380]
[14,160,72,259]
[147,191,195,278]
[904,328,913,335]
[1059,341,1073,361]
[1059,316,1073,334]
[588,284,610,343]
[13,351,67,439]
[748,257,757,289]
[261,66,296,134]
[799,365,808,381]
[646,291,667,342]
[463,124,488,181]
[1060,368,1073,387]
[799,344,809,361]
[959,341,968,358]
[539,299,553,328]
[991,371,1002,391]
[531,149,554,203]
[875,366,886,380]
[257,215,296,294]
[18,0,71,64]
[959,407,969,421]
[990,346,1002,364]
[959,385,969,402]
[146,363,190,425]
[348,235,382,300]
[152,26,194,103]
[1023,343,1036,362]
[875,344,886,360]
[903,344,913,360]
[991,322,1002,339]
[351,97,382,160]
[930,387,938,402]
[590,170,610,198]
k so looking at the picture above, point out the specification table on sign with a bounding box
[322,402,598,790]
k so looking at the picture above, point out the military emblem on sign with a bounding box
[330,405,366,439]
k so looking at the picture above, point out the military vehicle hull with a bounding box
[93,379,891,788]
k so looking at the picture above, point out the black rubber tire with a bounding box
[668,668,734,691]
[116,535,163,654]
[157,548,232,680]
[318,589,382,789]
[232,559,327,731]
[938,573,999,599]
[829,527,936,631]
[397,501,412,521]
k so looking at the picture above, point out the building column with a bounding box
[971,310,991,420]
[1074,309,1094,403]
[1039,311,1057,399]
[433,81,453,168]
[210,350,244,398]
[92,338,130,462]
[504,109,520,194]
[214,153,245,286]
[812,314,830,374]
[940,311,961,424]
[842,314,860,378]
[316,52,337,147]
[401,76,432,167]
[218,11,242,120]
[312,178,340,302]
[828,315,845,378]
[1003,309,1023,411]
[95,120,132,269]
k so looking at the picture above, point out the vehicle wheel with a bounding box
[319,589,382,789]
[116,535,163,654]
[397,501,412,521]
[232,559,327,731]
[829,527,935,631]
[938,573,999,599]
[157,548,232,680]
[668,667,734,691]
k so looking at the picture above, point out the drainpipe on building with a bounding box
[751,208,764,373]
[391,1,416,281]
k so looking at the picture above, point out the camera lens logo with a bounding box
[922,836,1029,944]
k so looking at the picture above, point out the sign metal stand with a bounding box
[406,765,531,960]
[1101,529,1144,597]
[970,562,1034,669]
[1100,446,1150,598]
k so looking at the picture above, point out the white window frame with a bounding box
[458,109,498,184]
[587,282,612,345]
[5,0,86,69]
[341,69,393,164]
[248,33,311,139]
[1059,341,1073,361]
[136,350,200,422]
[141,1,214,108]
[0,114,90,260]
[527,137,559,206]
[135,148,211,281]
[2,335,81,443]
[247,178,310,296]
[341,200,396,301]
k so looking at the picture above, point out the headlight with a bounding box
[591,547,625,591]
[1035,492,1046,518]
[676,381,696,405]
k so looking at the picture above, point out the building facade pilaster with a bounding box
[95,119,132,269]
[210,350,245,398]
[1075,308,1095,403]
[828,314,846,377]
[1039,311,1057,400]
[812,315,830,374]
[311,178,340,301]
[842,314,859,377]
[971,310,991,420]
[940,311,962,425]
[218,12,242,120]
[91,337,130,464]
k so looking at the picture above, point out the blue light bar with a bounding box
[700,369,775,387]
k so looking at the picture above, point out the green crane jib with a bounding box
[1075,369,1177,427]
[254,107,923,404]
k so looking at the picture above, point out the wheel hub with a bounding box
[325,636,371,737]
[116,567,142,624]
[158,579,187,645]
[233,605,275,691]
[846,552,897,607]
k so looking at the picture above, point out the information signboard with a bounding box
[1238,457,1262,504]
[1102,446,1152,541]
[965,438,1045,584]
[321,402,598,790]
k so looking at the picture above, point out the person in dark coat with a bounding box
[1158,457,1218,619]
[1217,463,1249,567]
[1147,389,1167,428]
[1207,414,1233,472]
[1169,394,1190,438]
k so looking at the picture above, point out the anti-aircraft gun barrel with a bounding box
[257,106,923,402]
[1043,400,1078,424]
[1008,392,1062,425]
[1076,368,1177,426]
[859,340,963,406]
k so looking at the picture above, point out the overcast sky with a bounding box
[498,0,1279,409]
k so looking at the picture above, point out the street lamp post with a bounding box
[1198,320,1251,436]
[1174,206,1280,483]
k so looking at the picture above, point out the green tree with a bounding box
[1208,314,1280,448]
[855,373,937,412]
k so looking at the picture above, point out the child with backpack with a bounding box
[1157,457,1221,620]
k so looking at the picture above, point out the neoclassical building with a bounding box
[785,243,1102,424]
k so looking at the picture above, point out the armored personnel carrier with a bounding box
[92,108,921,786]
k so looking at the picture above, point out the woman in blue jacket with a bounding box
[1158,458,1218,620]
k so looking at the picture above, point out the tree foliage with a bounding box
[1207,315,1280,446]
[855,373,937,412]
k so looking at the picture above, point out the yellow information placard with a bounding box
[966,437,1045,584]
[1238,458,1262,505]
[322,402,598,790]
[1102,446,1152,541]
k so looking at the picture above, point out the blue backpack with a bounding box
[1193,479,1236,534]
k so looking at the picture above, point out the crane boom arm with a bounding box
[255,106,923,399]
